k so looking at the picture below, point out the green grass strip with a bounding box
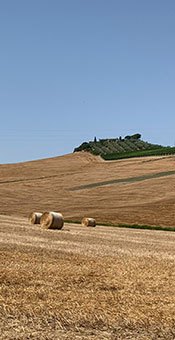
[100,222,175,232]
[71,170,175,191]
[64,220,175,232]
[101,147,175,160]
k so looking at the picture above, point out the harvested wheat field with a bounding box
[1,214,175,339]
[0,152,175,226]
[1,152,175,338]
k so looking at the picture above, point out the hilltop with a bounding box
[74,133,175,160]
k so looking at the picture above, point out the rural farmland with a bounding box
[0,152,175,226]
[1,152,175,339]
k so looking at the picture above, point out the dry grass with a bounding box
[1,153,175,338]
[0,153,175,227]
[1,215,175,339]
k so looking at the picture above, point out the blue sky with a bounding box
[0,0,175,163]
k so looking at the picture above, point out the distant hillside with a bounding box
[1,151,175,227]
[74,134,175,160]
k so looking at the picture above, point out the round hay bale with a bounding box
[28,212,42,224]
[40,211,64,230]
[81,217,96,227]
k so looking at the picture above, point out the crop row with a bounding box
[101,147,175,160]
[89,140,162,155]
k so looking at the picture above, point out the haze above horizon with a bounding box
[0,0,175,164]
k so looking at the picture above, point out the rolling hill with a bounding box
[74,134,175,160]
[0,152,175,227]
[1,152,175,339]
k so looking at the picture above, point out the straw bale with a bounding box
[28,212,42,224]
[81,217,96,227]
[40,211,64,230]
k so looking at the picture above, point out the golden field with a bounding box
[0,152,175,226]
[1,152,175,339]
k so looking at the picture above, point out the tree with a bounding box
[124,135,131,140]
[130,133,141,140]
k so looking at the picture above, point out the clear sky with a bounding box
[0,0,175,163]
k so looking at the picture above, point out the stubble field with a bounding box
[1,153,175,339]
[1,215,175,339]
[0,152,175,226]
